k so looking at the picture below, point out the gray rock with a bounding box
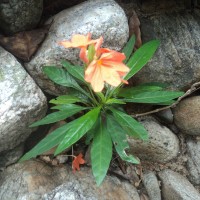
[173,96,200,135]
[142,171,161,200]
[158,169,200,200]
[132,12,200,91]
[128,116,180,163]
[139,0,187,13]
[0,144,24,170]
[0,0,43,34]
[25,0,129,95]
[156,108,174,124]
[43,174,140,200]
[0,160,66,200]
[187,139,200,185]
[0,160,140,200]
[0,47,47,165]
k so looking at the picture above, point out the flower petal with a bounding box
[79,47,89,63]
[85,60,97,82]
[100,51,126,62]
[58,33,97,49]
[101,66,121,87]
[90,66,104,92]
[102,60,130,72]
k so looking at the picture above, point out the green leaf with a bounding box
[43,66,84,93]
[105,98,125,105]
[19,123,70,161]
[118,84,164,97]
[30,106,85,127]
[110,108,148,140]
[88,44,95,62]
[54,107,101,155]
[123,91,184,104]
[154,100,175,105]
[66,89,90,104]
[43,66,79,87]
[85,130,95,145]
[51,104,86,111]
[107,114,139,164]
[96,92,106,104]
[122,35,136,63]
[139,82,169,88]
[61,60,85,82]
[124,40,160,80]
[91,117,112,186]
[49,95,81,105]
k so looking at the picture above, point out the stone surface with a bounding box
[0,144,24,170]
[173,96,200,135]
[0,46,47,166]
[142,171,161,200]
[158,169,200,200]
[0,0,43,35]
[128,116,180,163]
[132,12,200,91]
[156,108,174,124]
[25,0,129,95]
[0,160,140,200]
[43,174,140,200]
[187,139,200,185]
[138,0,188,13]
[0,160,66,200]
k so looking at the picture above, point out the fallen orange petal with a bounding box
[72,153,85,173]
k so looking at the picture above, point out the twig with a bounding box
[131,82,200,118]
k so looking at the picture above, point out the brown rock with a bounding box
[173,96,200,135]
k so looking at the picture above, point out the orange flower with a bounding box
[85,50,130,92]
[58,33,100,63]
[58,33,95,48]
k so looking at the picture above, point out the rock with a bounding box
[128,116,180,163]
[0,160,67,200]
[0,0,43,35]
[158,169,200,200]
[0,46,47,167]
[132,12,200,91]
[156,108,174,124]
[142,171,161,200]
[186,139,200,185]
[43,174,140,200]
[173,96,200,135]
[138,0,186,13]
[0,160,140,200]
[0,144,24,170]
[25,0,129,95]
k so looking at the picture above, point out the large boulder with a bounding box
[0,0,43,35]
[132,12,200,90]
[0,160,140,200]
[25,0,129,95]
[0,46,47,167]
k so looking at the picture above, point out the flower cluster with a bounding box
[59,33,130,92]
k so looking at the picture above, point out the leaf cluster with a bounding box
[19,35,183,185]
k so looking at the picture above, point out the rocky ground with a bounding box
[0,0,200,199]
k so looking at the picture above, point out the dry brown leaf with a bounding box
[0,24,50,62]
[140,193,149,200]
[129,11,142,49]
[134,179,142,187]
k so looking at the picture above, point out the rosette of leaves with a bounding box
[19,35,184,185]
